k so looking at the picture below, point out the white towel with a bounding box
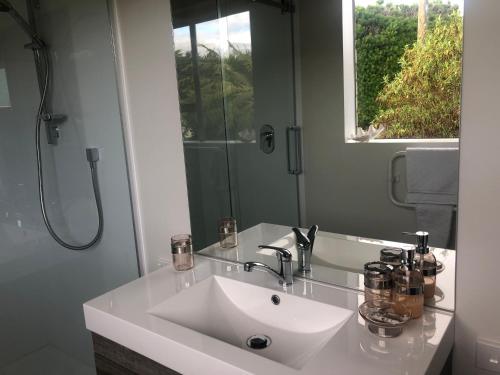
[406,147,459,248]
[415,204,454,248]
[406,147,459,205]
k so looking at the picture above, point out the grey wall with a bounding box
[183,142,232,250]
[297,0,457,245]
[453,0,500,373]
[0,1,51,367]
[0,0,139,371]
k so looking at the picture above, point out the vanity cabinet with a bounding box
[92,333,179,375]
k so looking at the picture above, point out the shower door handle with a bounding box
[286,126,302,175]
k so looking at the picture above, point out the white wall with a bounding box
[112,0,191,273]
[453,0,500,373]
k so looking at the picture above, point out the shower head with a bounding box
[0,0,45,48]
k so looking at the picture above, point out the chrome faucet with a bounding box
[243,245,294,286]
[292,225,319,273]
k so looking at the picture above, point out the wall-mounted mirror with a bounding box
[170,0,462,312]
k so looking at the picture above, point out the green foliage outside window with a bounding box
[355,3,418,128]
[355,1,463,139]
[175,43,254,141]
[220,44,255,141]
[373,13,463,138]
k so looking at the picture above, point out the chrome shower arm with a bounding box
[0,0,45,48]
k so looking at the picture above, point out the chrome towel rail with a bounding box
[388,151,457,211]
[388,151,413,208]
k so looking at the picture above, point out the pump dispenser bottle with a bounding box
[404,231,437,299]
[393,247,425,319]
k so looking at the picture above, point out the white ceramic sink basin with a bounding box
[148,275,353,369]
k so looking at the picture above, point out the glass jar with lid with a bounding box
[380,247,402,269]
[218,217,238,248]
[364,261,393,302]
[171,234,194,271]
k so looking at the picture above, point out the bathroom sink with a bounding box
[148,275,353,369]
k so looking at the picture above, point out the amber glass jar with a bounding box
[218,217,238,248]
[393,249,424,319]
[416,251,437,299]
[171,234,194,271]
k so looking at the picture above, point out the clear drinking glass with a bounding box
[171,234,194,271]
[218,217,238,248]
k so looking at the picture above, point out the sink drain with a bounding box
[246,335,272,349]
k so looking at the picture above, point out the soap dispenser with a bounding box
[393,247,425,319]
[404,231,437,299]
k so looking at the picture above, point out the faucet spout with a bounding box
[244,262,286,283]
[243,245,294,286]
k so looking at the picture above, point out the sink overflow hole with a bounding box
[271,295,280,305]
[247,335,272,350]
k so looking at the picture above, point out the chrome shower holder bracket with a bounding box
[43,113,67,145]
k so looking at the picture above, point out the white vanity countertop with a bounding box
[84,256,453,375]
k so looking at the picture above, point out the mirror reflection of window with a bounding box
[219,12,255,142]
[347,0,464,140]
[173,26,196,139]
[0,68,11,108]
[173,11,254,142]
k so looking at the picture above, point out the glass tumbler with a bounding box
[218,217,238,248]
[171,234,194,271]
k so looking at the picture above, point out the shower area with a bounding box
[0,0,139,374]
[171,0,301,250]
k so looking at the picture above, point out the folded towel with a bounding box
[415,204,454,248]
[406,147,459,205]
[406,147,458,248]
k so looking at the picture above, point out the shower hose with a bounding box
[34,47,103,250]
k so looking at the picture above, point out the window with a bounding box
[342,0,464,142]
[0,68,11,108]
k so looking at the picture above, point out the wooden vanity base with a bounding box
[92,333,179,375]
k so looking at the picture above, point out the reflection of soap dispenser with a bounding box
[404,231,437,299]
[393,247,424,319]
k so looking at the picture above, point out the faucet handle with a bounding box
[292,227,310,249]
[307,225,319,252]
[258,245,292,261]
